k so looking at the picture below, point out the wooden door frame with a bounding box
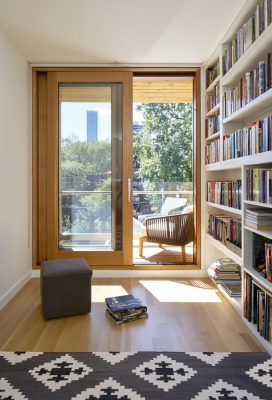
[32,67,201,269]
[33,70,133,267]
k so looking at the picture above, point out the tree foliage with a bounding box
[134,103,192,185]
[61,137,111,191]
[60,137,112,233]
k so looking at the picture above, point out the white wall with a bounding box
[0,28,31,308]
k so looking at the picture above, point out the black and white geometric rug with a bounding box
[0,352,271,399]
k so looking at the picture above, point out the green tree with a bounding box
[60,137,111,190]
[134,103,193,185]
[60,137,112,233]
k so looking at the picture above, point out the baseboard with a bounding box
[0,271,32,310]
[32,269,208,278]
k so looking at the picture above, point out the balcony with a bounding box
[59,184,194,265]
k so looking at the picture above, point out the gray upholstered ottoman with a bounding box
[40,258,92,319]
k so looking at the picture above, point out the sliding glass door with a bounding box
[46,72,133,265]
[33,68,200,268]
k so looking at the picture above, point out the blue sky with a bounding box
[60,102,143,142]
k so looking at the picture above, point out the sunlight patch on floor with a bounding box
[139,280,221,303]
[92,285,128,302]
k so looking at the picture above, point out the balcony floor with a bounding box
[133,240,194,265]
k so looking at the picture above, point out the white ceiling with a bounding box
[0,0,247,65]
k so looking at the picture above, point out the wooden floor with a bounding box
[133,240,193,264]
[0,278,263,352]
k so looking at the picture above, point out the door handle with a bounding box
[128,178,131,203]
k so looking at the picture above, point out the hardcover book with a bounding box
[106,309,148,324]
[105,294,147,313]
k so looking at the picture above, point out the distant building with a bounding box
[133,122,144,132]
[87,110,98,143]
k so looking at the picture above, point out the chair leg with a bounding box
[181,245,186,263]
[159,243,163,249]
[139,236,146,257]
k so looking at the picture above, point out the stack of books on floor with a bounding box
[105,294,148,324]
[245,208,272,230]
[208,257,241,283]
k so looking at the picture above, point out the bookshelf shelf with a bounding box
[206,75,220,93]
[204,0,272,353]
[221,24,272,87]
[205,131,220,142]
[206,159,240,171]
[244,225,272,240]
[223,88,272,123]
[206,202,242,215]
[206,233,242,266]
[244,200,272,209]
[206,151,272,171]
[205,103,220,118]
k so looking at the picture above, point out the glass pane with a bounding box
[58,83,123,251]
[132,77,194,264]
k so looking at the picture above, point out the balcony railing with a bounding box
[59,186,193,249]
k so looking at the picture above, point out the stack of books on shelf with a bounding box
[221,281,242,297]
[208,258,241,284]
[105,294,148,324]
[244,273,272,343]
[245,207,272,230]
[208,215,242,255]
[207,179,242,209]
[246,168,272,204]
[223,116,272,160]
[222,0,272,75]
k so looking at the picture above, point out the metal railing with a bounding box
[59,187,193,243]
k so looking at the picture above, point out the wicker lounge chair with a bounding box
[139,211,194,262]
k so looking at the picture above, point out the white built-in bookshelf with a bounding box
[203,0,272,353]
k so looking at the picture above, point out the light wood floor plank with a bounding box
[0,278,264,352]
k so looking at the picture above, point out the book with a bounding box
[105,294,147,313]
[106,309,148,324]
[221,281,241,297]
[217,258,239,270]
[106,306,145,320]
[244,221,272,230]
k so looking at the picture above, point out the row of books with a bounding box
[206,60,220,88]
[251,232,272,282]
[246,168,272,204]
[223,52,272,119]
[208,215,242,253]
[244,273,272,343]
[206,83,220,113]
[223,0,272,75]
[105,294,148,324]
[245,207,272,230]
[223,116,272,160]
[205,114,220,138]
[205,138,220,164]
[206,180,242,209]
[207,257,241,283]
